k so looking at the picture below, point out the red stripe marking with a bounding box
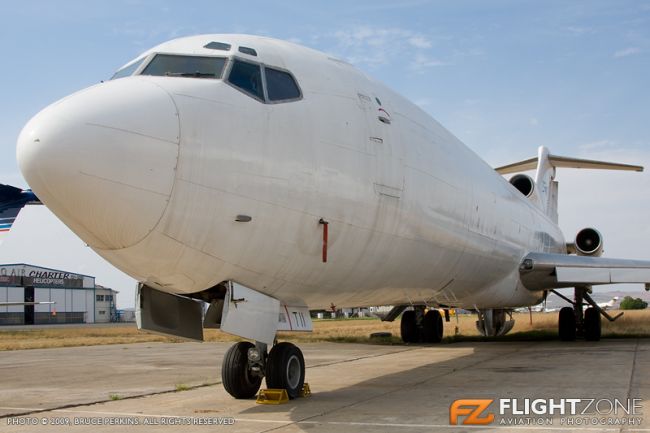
[322,222,328,263]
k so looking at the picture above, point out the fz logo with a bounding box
[449,399,495,425]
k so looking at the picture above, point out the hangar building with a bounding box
[0,263,118,325]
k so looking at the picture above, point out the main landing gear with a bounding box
[222,341,306,399]
[400,307,444,343]
[554,286,623,342]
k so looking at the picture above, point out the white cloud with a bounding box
[330,25,444,70]
[529,117,539,126]
[408,36,432,49]
[579,139,617,151]
[409,53,449,72]
[614,47,641,58]
[566,26,593,35]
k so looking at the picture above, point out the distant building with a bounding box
[0,263,118,325]
[117,307,136,322]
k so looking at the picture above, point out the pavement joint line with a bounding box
[0,343,421,419]
[621,339,641,433]
[257,342,541,433]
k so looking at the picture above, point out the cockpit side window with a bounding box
[265,67,301,102]
[141,54,226,79]
[111,57,146,80]
[227,59,264,100]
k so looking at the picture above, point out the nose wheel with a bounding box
[221,341,306,400]
[265,342,305,399]
[221,341,263,399]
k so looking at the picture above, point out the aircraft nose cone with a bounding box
[17,79,180,250]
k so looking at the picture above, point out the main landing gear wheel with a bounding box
[558,306,576,341]
[584,307,602,341]
[400,310,419,343]
[421,309,443,343]
[265,342,305,399]
[222,341,263,399]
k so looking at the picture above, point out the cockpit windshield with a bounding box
[141,54,226,79]
[111,57,145,80]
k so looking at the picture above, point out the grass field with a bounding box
[0,310,648,351]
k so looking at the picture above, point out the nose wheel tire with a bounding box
[400,310,419,343]
[584,307,602,341]
[421,309,443,343]
[222,341,263,399]
[265,342,305,399]
[558,306,577,341]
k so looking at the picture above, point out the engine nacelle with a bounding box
[509,174,535,198]
[574,227,604,256]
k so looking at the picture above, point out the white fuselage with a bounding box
[17,35,566,310]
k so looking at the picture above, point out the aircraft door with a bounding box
[357,92,404,199]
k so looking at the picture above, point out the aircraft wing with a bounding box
[519,252,650,291]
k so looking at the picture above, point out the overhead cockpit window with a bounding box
[265,67,301,102]
[204,41,231,51]
[141,54,226,79]
[227,59,264,100]
[111,57,145,80]
[238,46,257,56]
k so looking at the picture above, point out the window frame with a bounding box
[224,57,266,103]
[140,53,229,80]
[263,65,303,104]
[224,56,303,105]
[132,53,303,105]
[111,55,150,80]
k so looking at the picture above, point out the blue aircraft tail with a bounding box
[0,184,41,233]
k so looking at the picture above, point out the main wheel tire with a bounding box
[266,342,305,399]
[584,307,601,341]
[558,306,577,341]
[421,309,443,343]
[400,310,419,343]
[221,342,263,399]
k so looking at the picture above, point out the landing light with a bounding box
[247,347,261,363]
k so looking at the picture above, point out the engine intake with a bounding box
[509,174,535,198]
[575,227,603,256]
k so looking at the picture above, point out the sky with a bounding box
[1,0,649,308]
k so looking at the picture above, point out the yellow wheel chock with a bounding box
[299,383,311,398]
[256,383,311,404]
[256,389,289,404]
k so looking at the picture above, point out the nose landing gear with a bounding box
[221,340,306,400]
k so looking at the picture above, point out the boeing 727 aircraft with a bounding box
[7,34,650,399]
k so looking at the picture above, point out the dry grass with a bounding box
[0,310,648,351]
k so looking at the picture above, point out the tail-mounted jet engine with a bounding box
[509,174,535,198]
[570,227,604,256]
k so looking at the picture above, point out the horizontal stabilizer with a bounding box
[520,252,650,291]
[0,184,42,233]
[496,154,643,174]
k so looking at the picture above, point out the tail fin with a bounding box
[0,184,41,233]
[495,146,643,223]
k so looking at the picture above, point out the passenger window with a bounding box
[265,67,301,102]
[227,60,264,100]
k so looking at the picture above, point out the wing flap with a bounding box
[520,252,650,290]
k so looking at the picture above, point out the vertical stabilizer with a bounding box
[533,146,556,219]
